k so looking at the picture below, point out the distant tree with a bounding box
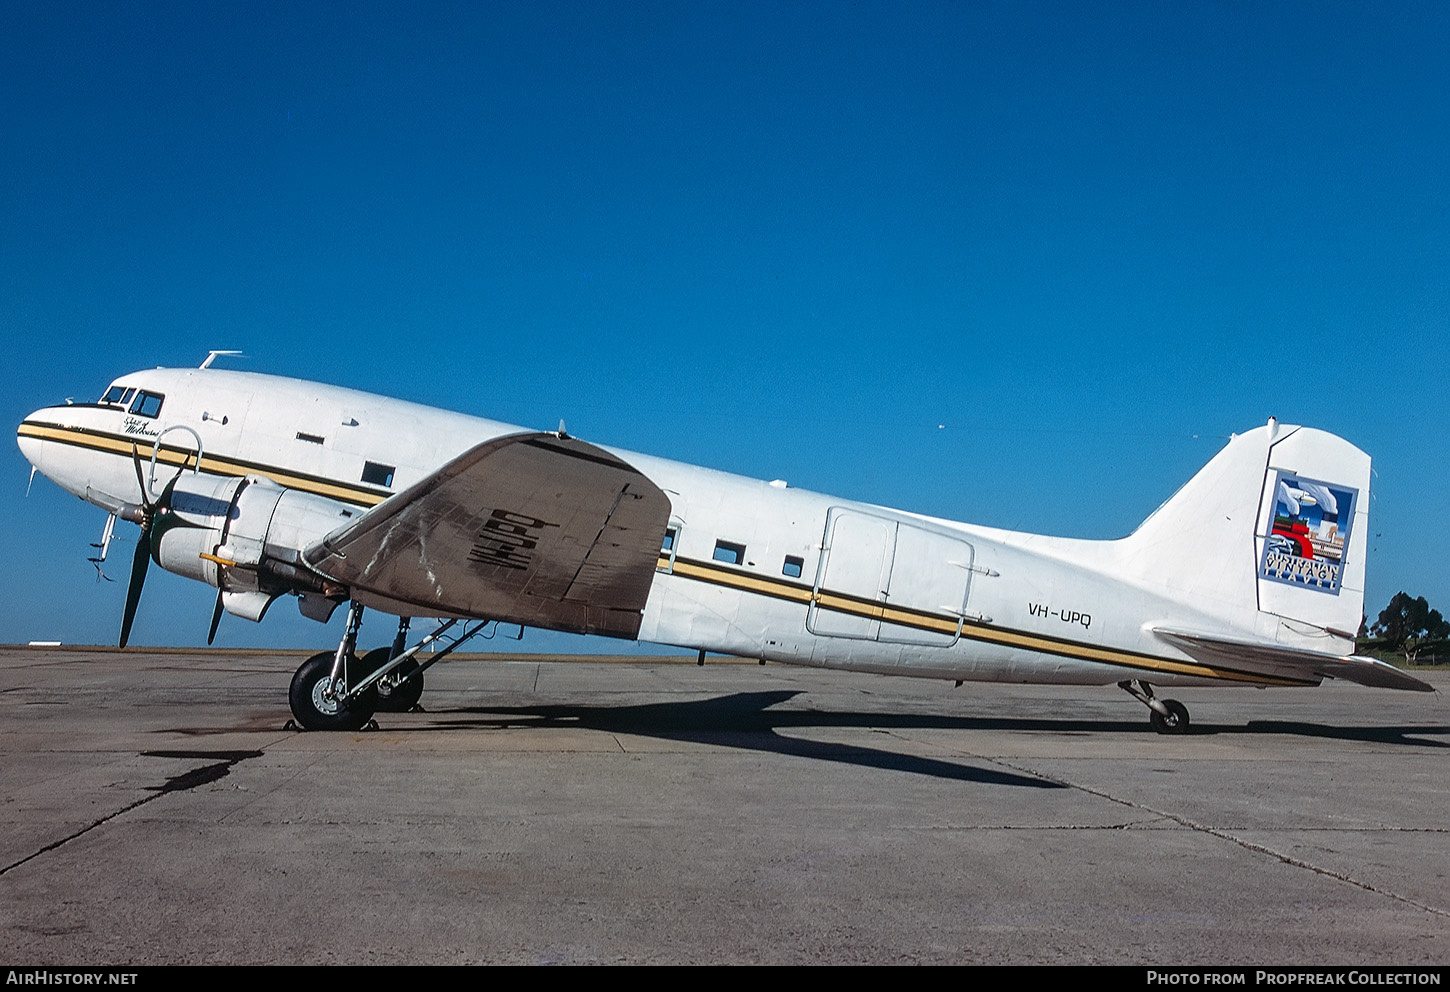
[1370,592,1450,665]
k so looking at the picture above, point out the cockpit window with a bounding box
[129,391,164,418]
[101,385,138,407]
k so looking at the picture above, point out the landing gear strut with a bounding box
[1119,679,1191,735]
[288,607,498,731]
[289,601,377,731]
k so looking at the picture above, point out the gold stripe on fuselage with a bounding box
[17,420,388,507]
[657,553,1314,687]
[21,419,1311,687]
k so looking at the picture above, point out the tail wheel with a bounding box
[1149,699,1191,735]
[358,647,425,713]
[289,650,377,731]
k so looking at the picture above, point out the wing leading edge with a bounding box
[303,432,673,638]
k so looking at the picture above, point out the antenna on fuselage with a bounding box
[200,350,243,369]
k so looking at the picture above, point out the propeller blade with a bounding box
[119,524,151,648]
[130,444,153,510]
[119,446,181,648]
[207,589,224,645]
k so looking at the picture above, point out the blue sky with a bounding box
[3,1,1447,651]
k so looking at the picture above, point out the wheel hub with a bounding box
[311,678,343,716]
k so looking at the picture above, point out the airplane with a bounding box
[16,356,1432,734]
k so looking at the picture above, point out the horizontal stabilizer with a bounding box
[1152,627,1433,692]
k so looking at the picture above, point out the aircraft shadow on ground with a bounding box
[424,690,1063,788]
[389,689,1450,784]
[1233,720,1450,747]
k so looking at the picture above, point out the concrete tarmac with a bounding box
[2,646,1448,965]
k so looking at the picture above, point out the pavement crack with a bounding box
[986,756,1450,920]
[0,749,261,877]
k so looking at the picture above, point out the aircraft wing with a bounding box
[1151,627,1434,692]
[303,432,672,638]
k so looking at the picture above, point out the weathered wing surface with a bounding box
[1151,627,1434,692]
[303,432,672,638]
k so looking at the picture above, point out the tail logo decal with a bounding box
[1259,473,1356,594]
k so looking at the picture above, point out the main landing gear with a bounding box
[287,604,493,731]
[358,617,424,713]
[290,649,378,732]
[1119,679,1191,735]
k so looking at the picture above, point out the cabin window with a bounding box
[101,385,126,404]
[661,528,676,552]
[129,391,164,418]
[713,540,746,566]
[782,555,804,579]
[361,461,395,488]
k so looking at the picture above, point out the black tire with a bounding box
[1149,699,1191,735]
[358,647,425,713]
[289,650,378,731]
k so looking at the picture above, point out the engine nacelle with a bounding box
[153,473,363,622]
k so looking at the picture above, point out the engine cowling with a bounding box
[152,473,363,622]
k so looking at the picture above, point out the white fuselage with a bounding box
[18,367,1313,689]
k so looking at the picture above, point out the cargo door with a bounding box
[808,508,974,646]
[807,508,895,639]
[881,523,974,646]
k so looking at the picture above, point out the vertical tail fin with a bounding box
[1119,421,1370,648]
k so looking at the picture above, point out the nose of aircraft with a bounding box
[17,406,52,468]
[17,404,87,499]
